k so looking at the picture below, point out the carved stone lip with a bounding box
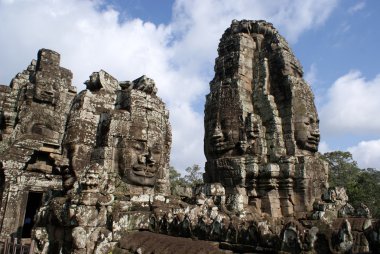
[212,138,225,146]
[307,138,319,145]
[213,141,234,152]
[214,141,225,148]
[132,166,156,178]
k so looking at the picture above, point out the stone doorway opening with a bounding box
[21,192,43,238]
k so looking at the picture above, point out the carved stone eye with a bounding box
[151,145,161,155]
[132,142,144,152]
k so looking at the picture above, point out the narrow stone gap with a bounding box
[21,191,43,238]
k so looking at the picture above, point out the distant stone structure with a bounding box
[0,20,379,254]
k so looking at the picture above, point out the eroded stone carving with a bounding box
[46,70,171,253]
[116,83,169,188]
[0,50,171,253]
[0,22,378,254]
[0,49,76,243]
[204,19,328,219]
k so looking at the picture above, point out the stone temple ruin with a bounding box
[0,49,172,253]
[0,20,379,253]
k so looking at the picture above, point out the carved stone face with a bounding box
[118,108,167,187]
[81,164,100,192]
[205,87,245,158]
[294,102,320,153]
[209,118,238,155]
[34,79,58,105]
[206,112,257,158]
[121,138,163,186]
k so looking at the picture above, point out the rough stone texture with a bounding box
[63,70,171,195]
[204,19,328,218]
[0,49,172,254]
[0,49,76,242]
[35,69,172,253]
[1,22,379,254]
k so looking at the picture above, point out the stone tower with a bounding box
[0,49,77,241]
[204,20,328,218]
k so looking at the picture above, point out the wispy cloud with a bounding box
[319,141,331,154]
[348,1,366,14]
[320,71,380,136]
[0,0,339,173]
[349,139,380,169]
[318,69,380,170]
[341,22,351,33]
[305,64,318,85]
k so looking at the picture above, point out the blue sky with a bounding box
[1,0,379,173]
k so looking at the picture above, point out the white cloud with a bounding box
[305,64,318,85]
[340,22,351,33]
[0,0,172,90]
[170,0,339,73]
[317,66,380,171]
[348,1,366,14]
[0,0,339,173]
[170,104,204,171]
[319,141,331,154]
[320,71,380,136]
[349,139,380,169]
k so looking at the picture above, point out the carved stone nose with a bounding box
[138,154,146,164]
[312,128,320,137]
[139,151,155,166]
[212,125,223,140]
[145,152,155,165]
